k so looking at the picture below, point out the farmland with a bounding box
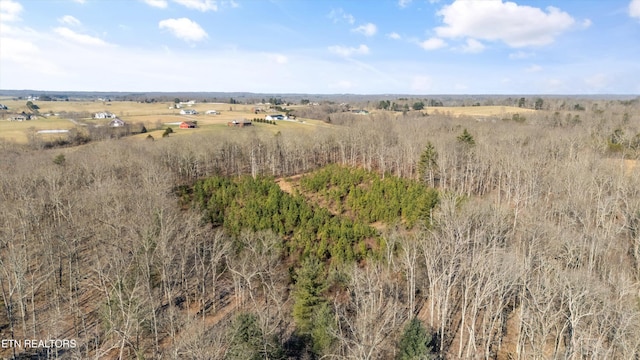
[0,99,335,144]
[1,98,533,145]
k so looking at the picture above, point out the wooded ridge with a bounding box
[0,97,639,359]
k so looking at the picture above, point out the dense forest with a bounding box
[1,97,640,359]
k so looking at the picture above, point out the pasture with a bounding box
[0,116,76,144]
[425,105,535,118]
[0,99,533,144]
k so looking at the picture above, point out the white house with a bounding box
[265,114,286,121]
[10,114,28,121]
[94,112,116,119]
[180,109,197,115]
[205,110,219,115]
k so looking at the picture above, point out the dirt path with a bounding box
[275,175,302,195]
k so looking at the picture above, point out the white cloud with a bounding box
[0,36,64,76]
[0,0,23,22]
[352,23,377,37]
[329,8,355,25]
[525,64,542,72]
[419,37,447,50]
[0,35,36,61]
[159,18,208,42]
[142,0,168,8]
[509,51,533,59]
[58,15,81,26]
[173,0,217,12]
[435,0,576,47]
[630,0,640,19]
[387,32,401,40]
[460,38,484,53]
[53,27,109,46]
[398,0,412,8]
[328,44,369,57]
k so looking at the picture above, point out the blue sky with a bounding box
[1,0,639,94]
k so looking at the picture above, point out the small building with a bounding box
[0,104,8,110]
[180,109,197,115]
[109,118,126,127]
[265,114,286,121]
[179,121,197,129]
[205,110,219,115]
[10,114,28,121]
[227,120,252,127]
[95,112,117,119]
[9,112,35,121]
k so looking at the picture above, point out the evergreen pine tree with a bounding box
[292,257,327,334]
[418,142,439,187]
[227,313,285,360]
[397,318,434,360]
[456,128,475,146]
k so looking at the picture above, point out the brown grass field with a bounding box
[424,105,535,118]
[0,100,532,144]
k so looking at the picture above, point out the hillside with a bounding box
[0,97,639,359]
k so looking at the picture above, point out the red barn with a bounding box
[179,121,197,129]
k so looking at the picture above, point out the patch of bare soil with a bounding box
[275,176,344,218]
[275,177,296,195]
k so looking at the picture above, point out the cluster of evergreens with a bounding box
[252,117,277,125]
[190,174,379,263]
[299,164,439,227]
[185,169,441,358]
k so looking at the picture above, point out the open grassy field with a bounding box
[0,116,76,143]
[0,100,275,143]
[1,99,257,117]
[0,100,534,144]
[425,105,535,118]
